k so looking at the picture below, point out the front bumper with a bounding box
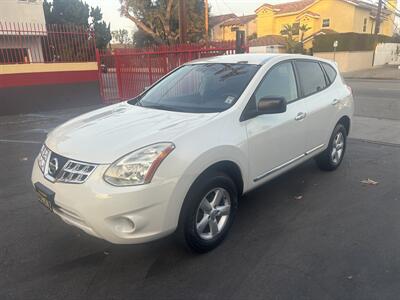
[31,157,183,244]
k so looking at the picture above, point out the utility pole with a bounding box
[372,0,383,66]
[179,0,187,44]
[374,0,383,35]
[205,0,209,43]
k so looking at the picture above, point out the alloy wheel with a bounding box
[195,187,231,240]
[331,132,344,165]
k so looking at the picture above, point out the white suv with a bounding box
[32,54,353,253]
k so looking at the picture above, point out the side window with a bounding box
[322,62,337,84]
[255,62,298,104]
[295,61,326,97]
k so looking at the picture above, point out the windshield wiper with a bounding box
[142,104,189,112]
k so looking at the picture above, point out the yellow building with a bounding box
[255,0,398,48]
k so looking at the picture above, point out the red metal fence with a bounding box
[0,22,96,64]
[97,41,246,103]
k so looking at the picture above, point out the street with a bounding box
[0,79,399,300]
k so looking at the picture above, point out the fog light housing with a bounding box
[113,217,135,234]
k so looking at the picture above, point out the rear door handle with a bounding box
[295,112,307,121]
[332,99,339,105]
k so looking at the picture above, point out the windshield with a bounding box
[130,63,260,113]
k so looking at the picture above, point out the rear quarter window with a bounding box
[295,61,327,97]
[322,62,337,84]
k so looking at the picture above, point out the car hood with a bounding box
[46,102,218,164]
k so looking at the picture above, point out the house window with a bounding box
[322,19,330,28]
[292,22,300,35]
[0,48,30,64]
[363,18,367,32]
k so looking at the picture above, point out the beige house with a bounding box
[210,13,237,42]
[210,14,257,41]
[0,0,46,63]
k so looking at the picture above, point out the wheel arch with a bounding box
[337,115,351,136]
[196,160,244,196]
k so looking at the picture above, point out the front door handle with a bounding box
[332,99,340,105]
[295,112,307,121]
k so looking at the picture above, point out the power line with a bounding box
[220,0,236,15]
[381,0,400,32]
[375,0,383,34]
[213,0,224,15]
[381,0,400,14]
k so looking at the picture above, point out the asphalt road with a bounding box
[347,79,400,121]
[0,79,399,300]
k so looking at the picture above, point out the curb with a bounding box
[344,77,400,80]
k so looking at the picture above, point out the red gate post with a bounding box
[115,51,123,100]
[148,54,153,84]
[95,49,105,100]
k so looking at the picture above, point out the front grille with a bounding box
[40,145,97,184]
[58,160,96,184]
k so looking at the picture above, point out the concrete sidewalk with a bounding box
[349,116,400,145]
[344,65,400,80]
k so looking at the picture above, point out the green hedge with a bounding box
[313,32,395,52]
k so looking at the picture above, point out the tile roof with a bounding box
[256,0,385,16]
[209,14,237,27]
[220,14,257,27]
[256,0,315,15]
[296,10,320,18]
[248,35,288,46]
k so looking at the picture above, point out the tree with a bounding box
[112,29,132,44]
[43,0,112,49]
[299,24,312,45]
[132,30,156,47]
[90,6,112,49]
[120,0,207,45]
[43,0,89,26]
[281,24,304,53]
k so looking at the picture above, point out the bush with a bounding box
[313,32,395,52]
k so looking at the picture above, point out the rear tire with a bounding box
[316,123,347,171]
[177,172,238,253]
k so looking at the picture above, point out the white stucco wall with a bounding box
[0,0,46,26]
[314,51,375,72]
[249,45,286,54]
[374,43,400,66]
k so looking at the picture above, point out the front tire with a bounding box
[177,172,238,253]
[316,123,347,171]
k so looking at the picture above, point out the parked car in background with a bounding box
[32,54,353,253]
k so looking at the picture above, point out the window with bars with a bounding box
[322,19,330,28]
[363,18,367,32]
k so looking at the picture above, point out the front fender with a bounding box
[162,145,248,231]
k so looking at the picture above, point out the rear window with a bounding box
[322,62,337,83]
[295,61,327,97]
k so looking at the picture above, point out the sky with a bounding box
[84,0,398,32]
[84,0,297,31]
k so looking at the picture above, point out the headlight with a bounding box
[38,145,50,173]
[103,142,175,186]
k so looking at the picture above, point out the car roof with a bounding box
[188,53,332,66]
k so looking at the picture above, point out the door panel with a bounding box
[244,61,307,183]
[245,100,307,182]
[294,60,337,151]
[304,88,337,150]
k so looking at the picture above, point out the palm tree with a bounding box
[299,24,312,45]
[280,24,298,53]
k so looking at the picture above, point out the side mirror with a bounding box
[257,97,287,114]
